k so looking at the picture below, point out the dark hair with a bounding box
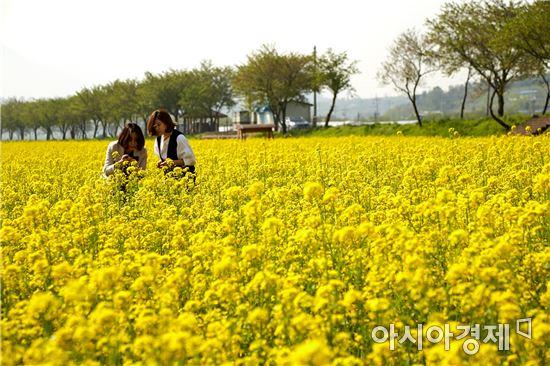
[118,123,145,150]
[146,109,176,136]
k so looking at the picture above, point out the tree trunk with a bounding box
[34,128,38,140]
[409,94,422,127]
[101,121,107,138]
[171,109,178,129]
[540,73,549,115]
[110,122,119,137]
[313,89,317,128]
[141,115,148,133]
[489,89,510,131]
[80,122,87,139]
[46,127,53,140]
[93,120,100,138]
[497,91,505,117]
[19,127,25,140]
[9,131,14,140]
[325,92,338,128]
[486,84,491,117]
[279,104,287,134]
[272,106,281,132]
[460,67,471,120]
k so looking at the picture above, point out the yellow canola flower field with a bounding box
[1,135,549,365]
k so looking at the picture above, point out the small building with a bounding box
[285,101,312,122]
[235,101,312,128]
[233,110,254,124]
[254,106,275,125]
[180,110,228,134]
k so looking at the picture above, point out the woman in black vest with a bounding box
[146,109,196,175]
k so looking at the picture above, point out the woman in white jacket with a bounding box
[146,109,196,174]
[102,123,148,178]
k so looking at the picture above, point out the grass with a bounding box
[280,116,531,138]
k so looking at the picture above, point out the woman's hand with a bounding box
[119,154,135,163]
[158,159,183,168]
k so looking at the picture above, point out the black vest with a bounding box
[157,130,183,161]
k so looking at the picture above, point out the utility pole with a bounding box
[313,46,317,127]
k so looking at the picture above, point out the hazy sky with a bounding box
[1,0,465,101]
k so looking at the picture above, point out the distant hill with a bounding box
[310,94,409,121]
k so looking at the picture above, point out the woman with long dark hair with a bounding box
[102,123,147,178]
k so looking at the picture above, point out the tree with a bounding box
[7,98,27,139]
[534,67,550,115]
[233,45,313,133]
[425,15,477,120]
[502,0,550,114]
[20,100,42,140]
[102,83,122,137]
[427,0,534,130]
[66,95,88,139]
[503,0,549,66]
[77,86,107,138]
[377,29,436,126]
[136,80,157,131]
[56,98,73,140]
[316,49,359,127]
[426,37,474,119]
[1,98,22,140]
[35,98,62,140]
[180,61,236,133]
[102,79,140,136]
[141,70,189,122]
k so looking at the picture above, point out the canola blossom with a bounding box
[1,135,549,365]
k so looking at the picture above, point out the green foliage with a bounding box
[502,0,550,66]
[1,98,23,139]
[316,49,359,127]
[426,0,541,129]
[377,29,437,126]
[77,86,108,138]
[233,45,313,133]
[180,60,235,118]
[280,117,522,138]
[141,70,189,119]
[100,79,141,137]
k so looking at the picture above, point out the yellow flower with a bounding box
[304,182,324,201]
[2,134,549,365]
[246,307,270,325]
[290,339,332,365]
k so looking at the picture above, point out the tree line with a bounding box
[2,0,548,140]
[1,62,237,141]
[1,47,357,140]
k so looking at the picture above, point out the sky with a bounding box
[1,0,466,101]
